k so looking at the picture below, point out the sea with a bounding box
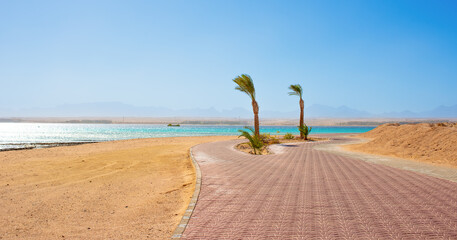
[0,123,375,151]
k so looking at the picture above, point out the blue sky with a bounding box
[1,0,456,114]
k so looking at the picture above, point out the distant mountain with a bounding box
[306,104,373,118]
[420,105,457,118]
[377,104,457,118]
[378,110,418,118]
[1,102,456,119]
[0,102,242,118]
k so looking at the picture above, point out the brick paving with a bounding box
[181,138,457,239]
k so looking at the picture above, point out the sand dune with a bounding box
[0,136,235,239]
[346,123,457,168]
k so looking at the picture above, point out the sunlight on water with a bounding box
[0,123,374,150]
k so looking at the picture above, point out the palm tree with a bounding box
[288,84,305,139]
[233,74,259,137]
[238,127,263,154]
[298,124,312,140]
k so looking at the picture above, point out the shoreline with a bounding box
[0,142,99,152]
[0,127,373,152]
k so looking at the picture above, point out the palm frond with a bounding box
[238,129,255,142]
[238,128,263,154]
[233,74,256,100]
[298,123,312,140]
[244,126,255,134]
[288,84,302,98]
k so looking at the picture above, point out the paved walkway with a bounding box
[314,138,457,183]
[181,137,457,239]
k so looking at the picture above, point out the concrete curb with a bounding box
[171,147,201,239]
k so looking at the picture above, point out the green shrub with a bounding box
[238,127,263,154]
[269,136,280,144]
[259,133,269,143]
[284,133,294,139]
[298,124,312,140]
[259,133,280,144]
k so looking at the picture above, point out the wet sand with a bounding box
[0,136,236,239]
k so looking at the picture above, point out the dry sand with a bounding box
[346,123,457,168]
[0,136,236,240]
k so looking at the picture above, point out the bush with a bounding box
[259,133,280,144]
[269,136,280,144]
[298,124,312,140]
[258,133,269,143]
[238,127,263,155]
[284,133,294,139]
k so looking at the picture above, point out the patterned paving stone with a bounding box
[181,137,457,239]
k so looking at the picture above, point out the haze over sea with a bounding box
[0,123,373,150]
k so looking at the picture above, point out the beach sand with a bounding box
[0,136,236,239]
[346,123,457,168]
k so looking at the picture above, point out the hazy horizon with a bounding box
[1,1,457,115]
[1,101,457,119]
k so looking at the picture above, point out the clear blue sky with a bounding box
[1,0,456,114]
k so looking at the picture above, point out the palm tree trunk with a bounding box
[299,98,304,139]
[252,100,260,137]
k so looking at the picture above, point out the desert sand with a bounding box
[0,136,236,239]
[346,123,457,168]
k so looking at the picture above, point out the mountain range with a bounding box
[1,102,456,119]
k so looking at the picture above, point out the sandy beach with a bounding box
[0,136,236,239]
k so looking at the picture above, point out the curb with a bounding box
[171,147,201,239]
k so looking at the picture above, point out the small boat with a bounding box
[167,124,180,127]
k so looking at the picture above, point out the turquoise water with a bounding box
[0,123,374,149]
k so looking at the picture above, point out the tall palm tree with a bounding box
[233,74,259,137]
[288,84,305,139]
